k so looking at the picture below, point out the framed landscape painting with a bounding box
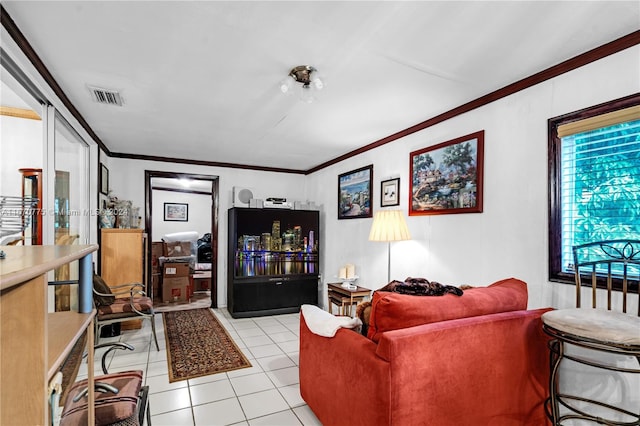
[409,130,484,215]
[338,165,373,219]
[164,203,189,221]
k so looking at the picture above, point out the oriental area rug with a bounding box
[163,308,251,382]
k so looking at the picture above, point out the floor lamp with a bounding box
[368,210,411,283]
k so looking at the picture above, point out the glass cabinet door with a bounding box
[54,113,89,247]
[19,168,43,245]
[52,112,89,311]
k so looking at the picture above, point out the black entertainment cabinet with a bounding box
[227,207,319,318]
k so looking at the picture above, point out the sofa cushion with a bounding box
[97,297,153,317]
[367,277,528,342]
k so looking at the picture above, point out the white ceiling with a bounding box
[2,1,639,172]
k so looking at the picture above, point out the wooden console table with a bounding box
[327,282,371,317]
[0,244,98,425]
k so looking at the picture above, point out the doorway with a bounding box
[144,170,219,308]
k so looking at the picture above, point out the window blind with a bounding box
[560,119,640,272]
[558,105,640,138]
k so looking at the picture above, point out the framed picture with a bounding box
[164,203,189,221]
[381,178,400,207]
[338,164,373,219]
[409,130,484,215]
[100,164,109,195]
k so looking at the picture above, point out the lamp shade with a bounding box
[368,210,411,242]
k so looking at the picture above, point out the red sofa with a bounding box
[299,278,551,425]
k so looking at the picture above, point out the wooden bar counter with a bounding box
[0,244,98,426]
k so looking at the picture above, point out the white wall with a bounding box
[0,115,43,245]
[152,189,211,241]
[0,114,43,197]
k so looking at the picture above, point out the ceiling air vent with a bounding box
[88,85,123,106]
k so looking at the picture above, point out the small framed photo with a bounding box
[338,164,373,219]
[100,164,109,195]
[410,130,484,215]
[164,203,189,222]
[381,178,400,207]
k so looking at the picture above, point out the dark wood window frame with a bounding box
[548,92,640,291]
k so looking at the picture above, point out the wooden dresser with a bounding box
[100,229,147,329]
[0,244,98,425]
[100,229,145,289]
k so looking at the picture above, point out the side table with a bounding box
[327,282,371,317]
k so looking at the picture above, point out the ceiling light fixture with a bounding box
[280,65,323,103]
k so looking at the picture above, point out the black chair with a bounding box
[542,240,640,425]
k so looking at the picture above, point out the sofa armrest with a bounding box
[299,313,392,426]
[376,308,552,426]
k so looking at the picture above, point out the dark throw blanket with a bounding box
[356,277,464,336]
[379,277,463,296]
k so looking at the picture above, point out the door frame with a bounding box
[144,170,219,308]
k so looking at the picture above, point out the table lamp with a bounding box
[368,210,411,283]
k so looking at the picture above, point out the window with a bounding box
[548,94,640,286]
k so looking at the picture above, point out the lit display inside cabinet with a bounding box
[227,208,319,318]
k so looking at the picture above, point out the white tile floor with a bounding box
[81,308,322,426]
